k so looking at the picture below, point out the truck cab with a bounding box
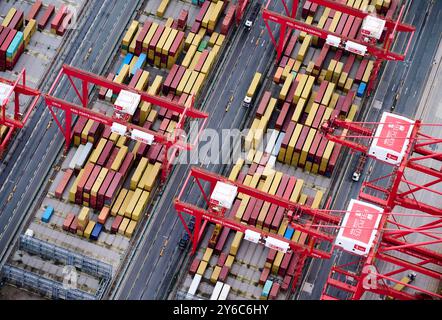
[243,96,252,107]
[245,3,261,30]
[352,154,367,182]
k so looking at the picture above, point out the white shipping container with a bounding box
[210,282,224,300]
[188,274,202,296]
[75,142,93,170]
[272,133,285,156]
[265,130,280,154]
[218,284,231,300]
[69,145,83,170]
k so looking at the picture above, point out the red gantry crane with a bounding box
[320,112,442,300]
[262,0,415,95]
[0,69,40,158]
[175,166,343,291]
[236,0,249,25]
[44,64,209,183]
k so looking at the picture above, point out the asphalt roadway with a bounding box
[0,0,143,265]
[114,0,286,300]
[298,0,442,300]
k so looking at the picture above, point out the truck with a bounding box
[352,153,367,182]
[243,72,262,107]
[245,3,262,30]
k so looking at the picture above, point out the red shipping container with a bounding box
[57,11,73,36]
[8,10,24,30]
[349,18,362,39]
[136,21,152,55]
[170,31,184,58]
[38,5,55,30]
[129,69,143,89]
[195,1,210,23]
[51,5,67,31]
[312,105,326,129]
[256,91,272,119]
[163,64,179,94]
[314,137,327,166]
[343,54,356,74]
[327,144,342,176]
[97,170,115,209]
[218,265,230,282]
[190,21,200,34]
[106,147,121,169]
[259,267,270,285]
[249,200,263,226]
[341,90,356,115]
[194,50,209,72]
[118,153,134,179]
[335,13,348,35]
[0,29,16,70]
[269,283,280,300]
[69,217,78,234]
[267,249,277,263]
[97,141,114,167]
[271,177,296,231]
[276,102,290,131]
[73,117,88,143]
[302,1,311,19]
[241,197,257,223]
[88,122,104,144]
[279,251,293,277]
[342,15,355,37]
[84,165,101,196]
[63,213,75,231]
[26,0,42,23]
[264,175,289,229]
[189,258,200,275]
[76,163,95,203]
[170,66,186,93]
[105,172,123,207]
[281,122,296,151]
[281,275,291,291]
[287,254,299,276]
[314,44,329,72]
[111,215,123,233]
[55,169,74,199]
[217,253,227,267]
[284,34,298,57]
[308,132,323,164]
[214,227,230,254]
[178,9,188,29]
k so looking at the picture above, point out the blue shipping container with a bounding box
[262,280,273,298]
[41,206,54,223]
[7,32,23,58]
[117,53,133,74]
[284,227,295,239]
[131,53,147,76]
[357,82,366,98]
[90,223,103,241]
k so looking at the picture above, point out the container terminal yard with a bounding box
[0,0,440,303]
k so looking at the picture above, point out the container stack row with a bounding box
[186,157,324,299]
[121,19,185,69]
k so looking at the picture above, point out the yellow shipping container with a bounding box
[131,190,150,221]
[116,136,128,148]
[149,75,163,95]
[272,251,284,275]
[300,128,317,167]
[131,157,148,190]
[247,72,262,98]
[301,75,315,101]
[185,32,195,51]
[84,221,96,239]
[122,21,139,49]
[119,218,130,235]
[156,0,170,17]
[297,35,312,62]
[111,146,128,171]
[129,29,142,54]
[177,69,192,95]
[111,189,128,216]
[125,220,137,238]
[91,168,108,198]
[362,61,374,83]
[2,8,16,27]
[24,19,37,47]
[320,142,335,173]
[215,34,225,47]
[279,73,294,101]
[202,2,215,28]
[225,255,235,268]
[184,71,199,95]
[312,191,324,209]
[143,22,158,51]
[182,44,197,68]
[210,266,221,284]
[119,190,134,217]
[80,120,94,145]
[202,248,213,262]
[321,83,336,107]
[229,232,244,256]
[209,32,219,46]
[347,104,359,121]
[135,71,150,91]
[78,207,90,227]
[125,188,143,218]
[191,72,206,97]
[89,138,107,164]
[144,162,161,192]
[305,103,319,127]
[114,64,130,84]
[294,74,308,104]
[201,51,215,74]
[328,12,342,33]
[197,261,208,276]
[228,158,244,181]
[290,179,304,203]
[69,169,85,203]
[287,124,303,165]
[189,51,201,70]
[163,29,178,57]
[292,98,306,123]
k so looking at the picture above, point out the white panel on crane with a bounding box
[361,16,386,40]
[114,90,141,116]
[368,112,415,166]
[210,182,238,210]
[0,83,13,105]
[335,199,383,256]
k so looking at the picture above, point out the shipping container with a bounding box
[41,206,54,223]
[55,169,73,199]
[63,213,75,231]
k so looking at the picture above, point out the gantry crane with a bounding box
[174,166,343,291]
[236,0,249,25]
[320,112,442,300]
[262,0,415,95]
[0,69,40,158]
[44,64,208,183]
